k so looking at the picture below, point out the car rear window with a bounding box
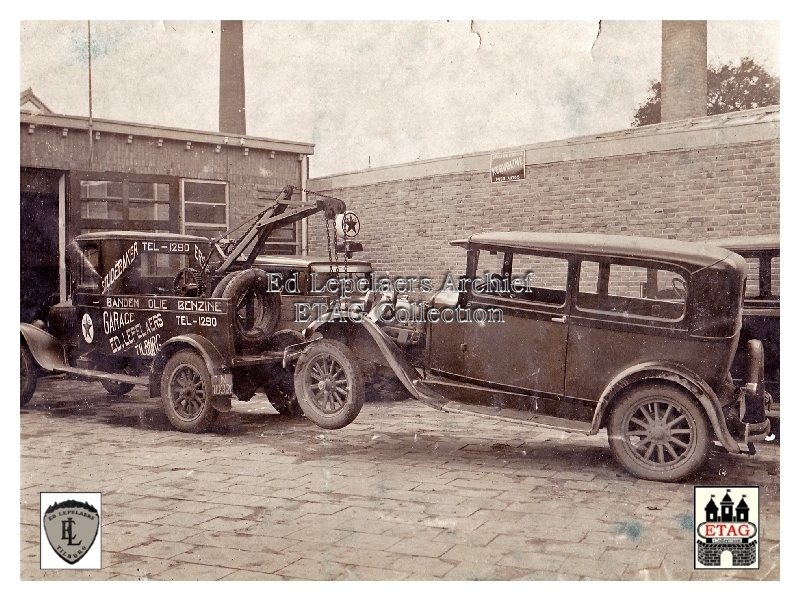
[576,261,686,321]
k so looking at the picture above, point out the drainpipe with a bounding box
[301,155,309,255]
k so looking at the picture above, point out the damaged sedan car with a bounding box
[288,232,771,482]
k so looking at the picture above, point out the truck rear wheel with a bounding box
[294,339,364,429]
[161,350,219,433]
[20,344,37,406]
[215,269,280,348]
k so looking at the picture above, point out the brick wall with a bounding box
[20,121,305,233]
[307,109,779,286]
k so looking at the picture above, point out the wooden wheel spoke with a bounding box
[664,442,680,460]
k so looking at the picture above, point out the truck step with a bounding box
[57,367,148,386]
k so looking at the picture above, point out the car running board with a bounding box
[439,401,593,433]
[49,366,148,387]
[420,375,593,433]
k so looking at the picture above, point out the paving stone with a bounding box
[103,554,175,579]
[334,516,397,535]
[182,530,296,553]
[173,545,297,574]
[123,540,196,560]
[153,562,236,580]
[384,537,454,558]
[218,569,285,580]
[149,511,217,528]
[275,557,347,580]
[334,564,409,580]
[335,531,403,551]
[390,555,455,578]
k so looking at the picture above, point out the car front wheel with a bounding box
[20,344,37,406]
[294,339,364,429]
[161,350,219,433]
[608,383,710,482]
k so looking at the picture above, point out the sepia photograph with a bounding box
[19,16,781,582]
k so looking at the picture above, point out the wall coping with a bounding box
[20,110,314,156]
[308,106,779,191]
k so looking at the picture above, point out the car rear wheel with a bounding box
[20,344,37,406]
[161,350,219,433]
[608,383,710,482]
[102,380,135,395]
[294,339,364,429]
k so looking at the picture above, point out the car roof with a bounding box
[253,255,372,269]
[74,231,210,243]
[450,232,738,269]
[709,234,780,252]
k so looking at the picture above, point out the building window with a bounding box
[181,179,228,240]
[72,173,177,237]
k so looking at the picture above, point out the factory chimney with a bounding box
[661,21,707,122]
[219,20,246,135]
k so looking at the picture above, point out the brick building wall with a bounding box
[20,115,309,234]
[306,107,779,285]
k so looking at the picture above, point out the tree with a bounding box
[632,57,780,127]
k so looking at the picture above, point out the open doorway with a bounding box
[21,168,62,323]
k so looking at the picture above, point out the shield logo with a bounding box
[42,500,100,565]
[81,313,94,343]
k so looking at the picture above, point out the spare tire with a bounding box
[216,269,280,348]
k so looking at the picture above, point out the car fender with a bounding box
[20,323,67,371]
[149,334,233,412]
[591,361,740,453]
[309,316,449,411]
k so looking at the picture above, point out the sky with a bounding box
[19,20,780,177]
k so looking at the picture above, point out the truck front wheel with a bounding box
[294,339,364,429]
[161,350,219,433]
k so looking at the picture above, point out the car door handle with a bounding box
[551,316,567,323]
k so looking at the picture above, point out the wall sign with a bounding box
[490,150,525,183]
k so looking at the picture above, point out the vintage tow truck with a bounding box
[20,186,351,432]
[289,232,772,482]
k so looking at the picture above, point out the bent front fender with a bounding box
[150,334,233,412]
[20,323,67,371]
[308,315,448,411]
[591,361,741,454]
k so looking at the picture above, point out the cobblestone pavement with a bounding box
[21,377,780,581]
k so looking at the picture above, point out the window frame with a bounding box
[572,257,690,325]
[180,178,230,240]
[469,247,570,310]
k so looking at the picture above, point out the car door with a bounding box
[565,258,692,406]
[429,249,570,406]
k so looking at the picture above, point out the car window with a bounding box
[77,245,101,289]
[743,257,761,298]
[140,252,187,278]
[576,260,686,321]
[475,250,568,306]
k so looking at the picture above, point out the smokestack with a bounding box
[219,20,246,135]
[661,21,707,122]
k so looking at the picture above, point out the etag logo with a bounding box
[694,487,759,569]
